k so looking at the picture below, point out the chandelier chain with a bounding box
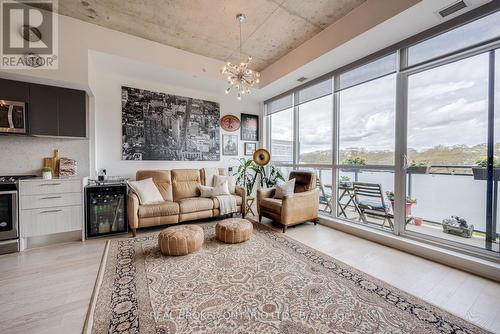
[221,13,260,100]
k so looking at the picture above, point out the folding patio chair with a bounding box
[352,182,393,229]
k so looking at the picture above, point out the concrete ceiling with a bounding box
[57,0,367,71]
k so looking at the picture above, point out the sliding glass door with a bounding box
[403,53,493,251]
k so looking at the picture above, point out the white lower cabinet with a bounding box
[21,205,82,237]
[19,178,84,242]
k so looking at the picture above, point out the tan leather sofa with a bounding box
[257,171,320,233]
[128,168,246,236]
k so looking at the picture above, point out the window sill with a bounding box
[318,214,500,282]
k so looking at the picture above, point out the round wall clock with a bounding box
[220,115,241,132]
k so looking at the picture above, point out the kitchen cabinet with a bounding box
[19,178,84,248]
[58,88,86,137]
[29,84,87,138]
[0,78,29,102]
[29,83,59,136]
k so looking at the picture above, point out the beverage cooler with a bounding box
[85,184,128,238]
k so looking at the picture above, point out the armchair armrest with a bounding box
[257,188,276,215]
[235,186,246,215]
[128,192,140,235]
[282,188,320,224]
[257,187,276,199]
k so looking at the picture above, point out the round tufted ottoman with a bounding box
[216,218,253,244]
[158,225,204,256]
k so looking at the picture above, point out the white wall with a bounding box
[89,53,261,179]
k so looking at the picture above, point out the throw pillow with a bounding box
[274,178,296,199]
[213,175,236,194]
[127,178,164,205]
[212,180,230,196]
[199,185,214,198]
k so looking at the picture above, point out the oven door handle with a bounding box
[7,105,14,128]
[39,209,62,214]
[0,190,17,195]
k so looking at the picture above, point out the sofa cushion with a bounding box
[198,185,214,198]
[213,195,242,208]
[172,169,202,200]
[214,175,236,194]
[201,168,227,186]
[138,201,180,218]
[260,198,282,214]
[177,197,214,213]
[127,178,164,205]
[136,170,173,201]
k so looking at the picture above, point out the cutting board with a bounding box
[42,149,60,177]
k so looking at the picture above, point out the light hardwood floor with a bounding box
[0,220,499,334]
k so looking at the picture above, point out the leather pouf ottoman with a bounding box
[158,225,204,256]
[216,218,253,244]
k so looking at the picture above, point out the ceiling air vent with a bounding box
[297,77,308,82]
[439,1,467,18]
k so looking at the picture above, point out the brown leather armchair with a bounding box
[257,171,320,233]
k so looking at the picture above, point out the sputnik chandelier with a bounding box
[221,13,260,100]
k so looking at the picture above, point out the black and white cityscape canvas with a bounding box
[121,86,220,161]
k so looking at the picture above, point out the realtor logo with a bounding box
[1,0,58,69]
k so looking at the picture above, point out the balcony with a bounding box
[313,166,500,253]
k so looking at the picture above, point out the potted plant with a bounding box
[407,160,430,174]
[472,156,500,181]
[385,191,416,217]
[339,175,352,189]
[41,166,53,180]
[233,158,285,196]
[344,156,366,166]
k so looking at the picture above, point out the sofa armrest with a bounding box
[235,185,246,215]
[281,188,320,224]
[128,192,140,232]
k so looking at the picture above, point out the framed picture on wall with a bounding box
[240,113,259,141]
[244,142,256,156]
[222,134,238,156]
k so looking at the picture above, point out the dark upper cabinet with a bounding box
[0,78,29,102]
[58,88,86,137]
[27,83,86,138]
[29,84,59,136]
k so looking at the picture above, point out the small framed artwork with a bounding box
[244,142,256,156]
[222,134,238,156]
[241,113,259,141]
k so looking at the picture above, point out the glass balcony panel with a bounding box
[336,169,395,232]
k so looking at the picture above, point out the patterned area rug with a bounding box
[85,222,490,333]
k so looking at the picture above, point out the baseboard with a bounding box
[319,216,500,282]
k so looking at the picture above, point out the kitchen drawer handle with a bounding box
[40,183,62,186]
[40,196,62,200]
[39,209,62,214]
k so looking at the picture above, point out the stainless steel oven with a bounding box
[0,190,18,254]
[0,100,27,134]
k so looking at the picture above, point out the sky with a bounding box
[271,50,500,157]
[270,11,500,158]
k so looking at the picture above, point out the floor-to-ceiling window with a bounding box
[264,6,500,258]
[336,55,396,230]
[404,53,490,249]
